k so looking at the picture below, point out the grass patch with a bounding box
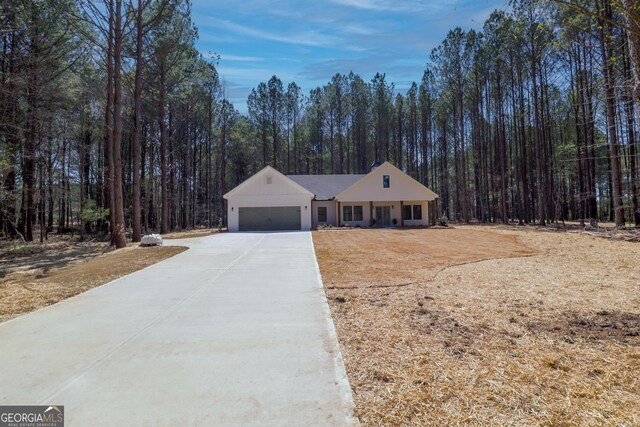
[0,243,43,258]
[314,227,640,426]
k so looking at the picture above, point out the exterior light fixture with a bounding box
[231,207,234,211]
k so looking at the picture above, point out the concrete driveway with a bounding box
[0,232,355,426]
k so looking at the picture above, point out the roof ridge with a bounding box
[287,174,367,200]
[286,173,367,176]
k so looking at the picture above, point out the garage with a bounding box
[239,206,301,231]
[224,166,314,232]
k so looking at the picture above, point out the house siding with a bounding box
[225,168,312,231]
[225,162,437,231]
[338,202,370,227]
[402,200,429,226]
[312,200,337,227]
[336,162,437,203]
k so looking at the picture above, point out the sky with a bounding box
[191,0,508,113]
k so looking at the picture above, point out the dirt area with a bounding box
[0,240,113,276]
[162,228,222,239]
[0,242,187,323]
[504,221,640,243]
[313,227,640,426]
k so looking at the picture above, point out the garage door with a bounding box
[238,206,301,231]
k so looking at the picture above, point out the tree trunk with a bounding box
[24,51,38,242]
[105,0,116,244]
[621,0,640,225]
[621,0,640,119]
[219,102,228,223]
[131,0,144,241]
[597,0,625,227]
[531,29,546,226]
[111,0,127,248]
[159,66,169,234]
[1,5,19,237]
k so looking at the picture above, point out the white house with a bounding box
[223,162,438,231]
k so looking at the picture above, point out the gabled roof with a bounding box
[287,174,366,200]
[223,165,314,199]
[335,161,438,202]
[224,162,438,202]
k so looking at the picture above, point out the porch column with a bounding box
[337,201,341,227]
[400,201,404,227]
[432,199,438,225]
[369,202,374,227]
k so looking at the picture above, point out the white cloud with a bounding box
[343,24,376,35]
[328,0,442,12]
[219,54,264,62]
[329,0,384,10]
[205,18,338,47]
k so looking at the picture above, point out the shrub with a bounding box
[81,199,109,224]
[439,214,448,227]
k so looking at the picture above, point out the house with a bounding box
[223,161,438,231]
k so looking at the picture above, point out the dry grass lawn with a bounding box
[313,226,640,426]
[0,243,187,323]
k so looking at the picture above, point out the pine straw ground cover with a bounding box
[313,227,640,426]
[0,243,187,323]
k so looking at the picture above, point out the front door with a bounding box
[375,206,392,227]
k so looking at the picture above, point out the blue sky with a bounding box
[192,0,508,113]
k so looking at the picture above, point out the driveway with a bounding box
[0,232,355,426]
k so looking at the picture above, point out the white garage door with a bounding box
[238,206,302,231]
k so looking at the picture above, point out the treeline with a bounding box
[0,0,232,246]
[1,0,640,246]
[244,0,640,227]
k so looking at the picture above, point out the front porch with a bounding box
[311,200,431,228]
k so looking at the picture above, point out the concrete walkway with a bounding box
[0,232,355,426]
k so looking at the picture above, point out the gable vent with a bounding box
[267,177,272,184]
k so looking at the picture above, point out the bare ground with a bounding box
[0,240,113,276]
[313,226,640,426]
[162,228,222,239]
[0,242,187,323]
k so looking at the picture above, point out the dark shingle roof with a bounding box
[287,174,366,200]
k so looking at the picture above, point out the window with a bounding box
[403,204,423,221]
[354,205,363,221]
[342,205,363,222]
[413,204,423,220]
[403,205,413,220]
[343,205,353,221]
[318,206,327,222]
[383,175,390,188]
